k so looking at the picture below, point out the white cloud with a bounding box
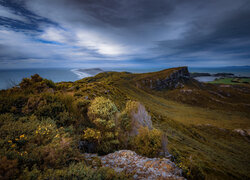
[76,30,126,56]
[40,27,68,43]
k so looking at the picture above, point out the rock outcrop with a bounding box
[233,129,250,136]
[136,67,190,90]
[121,101,169,156]
[129,102,153,136]
[83,150,185,180]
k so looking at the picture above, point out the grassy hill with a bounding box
[0,67,249,179]
[76,67,250,179]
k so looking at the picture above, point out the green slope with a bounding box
[76,68,250,179]
[114,81,250,179]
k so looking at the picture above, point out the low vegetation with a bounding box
[132,127,163,157]
[0,74,164,179]
[0,69,249,179]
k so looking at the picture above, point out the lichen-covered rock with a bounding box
[130,102,152,136]
[83,150,185,180]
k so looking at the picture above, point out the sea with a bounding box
[0,66,250,90]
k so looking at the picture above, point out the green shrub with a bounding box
[19,165,41,180]
[0,115,39,140]
[31,74,43,83]
[43,79,56,89]
[21,162,131,179]
[76,99,90,114]
[34,93,66,120]
[33,120,58,145]
[0,93,28,114]
[119,108,132,132]
[35,101,64,119]
[39,162,130,179]
[132,127,163,157]
[41,136,79,168]
[22,96,41,114]
[83,97,119,154]
[88,97,118,121]
[0,113,15,127]
[19,74,56,93]
[83,128,101,142]
[19,78,32,89]
[57,94,75,113]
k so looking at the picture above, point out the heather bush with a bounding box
[84,97,119,154]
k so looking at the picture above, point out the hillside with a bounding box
[0,67,249,179]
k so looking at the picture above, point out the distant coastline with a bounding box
[0,66,250,90]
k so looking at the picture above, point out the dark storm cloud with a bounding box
[155,3,250,63]
[0,0,250,68]
[69,0,175,27]
[0,0,56,31]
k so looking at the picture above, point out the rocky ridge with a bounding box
[83,150,185,180]
[136,67,190,90]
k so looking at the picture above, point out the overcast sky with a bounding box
[0,0,250,69]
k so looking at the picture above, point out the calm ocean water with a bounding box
[0,68,77,90]
[0,67,250,90]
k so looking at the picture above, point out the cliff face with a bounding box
[136,67,190,90]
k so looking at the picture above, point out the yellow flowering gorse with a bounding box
[83,128,101,140]
[35,124,53,136]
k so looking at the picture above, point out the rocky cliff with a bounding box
[136,67,190,90]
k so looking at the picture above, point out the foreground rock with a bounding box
[83,150,185,180]
[233,129,250,136]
